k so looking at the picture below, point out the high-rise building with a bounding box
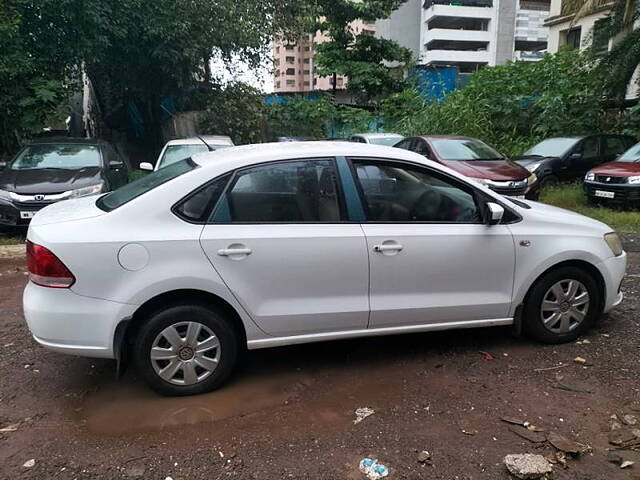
[272,20,376,93]
[376,0,550,72]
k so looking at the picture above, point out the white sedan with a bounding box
[23,142,626,396]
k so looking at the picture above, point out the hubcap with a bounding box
[540,279,590,334]
[150,321,221,386]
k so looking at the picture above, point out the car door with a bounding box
[567,137,600,178]
[199,158,370,337]
[350,157,516,328]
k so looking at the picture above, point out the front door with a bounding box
[200,158,369,336]
[350,158,516,328]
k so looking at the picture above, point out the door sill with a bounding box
[247,318,513,349]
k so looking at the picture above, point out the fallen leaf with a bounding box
[509,425,546,443]
[547,431,586,454]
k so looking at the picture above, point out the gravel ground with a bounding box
[0,248,639,479]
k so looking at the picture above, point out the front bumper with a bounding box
[23,282,138,359]
[0,198,52,226]
[584,181,640,206]
[485,180,539,199]
[597,252,627,313]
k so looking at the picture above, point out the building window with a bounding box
[286,68,295,75]
[593,18,610,54]
[285,45,295,50]
[275,47,280,54]
[303,58,310,64]
[564,27,581,50]
[336,78,344,87]
[286,79,295,86]
[304,46,311,51]
[275,69,280,76]
[276,81,281,88]
[303,69,310,75]
[303,81,310,86]
[286,56,295,64]
[274,58,280,66]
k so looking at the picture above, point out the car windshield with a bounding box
[368,136,403,147]
[158,144,211,169]
[617,143,640,162]
[97,159,197,212]
[11,144,101,170]
[431,138,504,161]
[523,138,578,157]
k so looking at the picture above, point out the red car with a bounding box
[584,142,640,207]
[394,136,539,199]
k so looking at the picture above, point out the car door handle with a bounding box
[374,244,403,253]
[217,247,252,256]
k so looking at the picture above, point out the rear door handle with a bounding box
[217,247,252,256]
[374,244,403,253]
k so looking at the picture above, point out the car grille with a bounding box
[594,175,627,184]
[490,185,528,197]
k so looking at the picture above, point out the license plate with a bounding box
[20,211,37,219]
[595,190,615,199]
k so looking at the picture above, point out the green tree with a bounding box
[307,1,413,104]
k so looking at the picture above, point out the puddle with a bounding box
[79,368,314,435]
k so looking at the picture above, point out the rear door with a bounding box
[199,158,369,337]
[601,135,627,164]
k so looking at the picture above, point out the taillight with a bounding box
[26,241,75,288]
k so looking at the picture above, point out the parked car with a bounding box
[140,135,234,171]
[24,142,625,396]
[515,134,636,188]
[349,133,404,146]
[394,135,539,199]
[275,136,317,142]
[584,142,640,207]
[0,138,128,227]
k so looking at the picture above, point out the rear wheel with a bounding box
[134,304,238,396]
[523,266,600,344]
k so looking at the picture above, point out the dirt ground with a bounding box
[1,243,639,479]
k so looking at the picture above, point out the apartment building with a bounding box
[377,0,550,72]
[544,0,612,53]
[272,21,376,93]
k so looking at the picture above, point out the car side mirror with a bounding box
[568,152,582,161]
[110,161,124,170]
[486,202,504,225]
[139,162,153,171]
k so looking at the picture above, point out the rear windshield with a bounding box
[368,137,403,147]
[11,144,101,170]
[97,159,197,212]
[158,144,209,169]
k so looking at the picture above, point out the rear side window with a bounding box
[216,159,342,222]
[173,174,230,223]
[97,159,197,212]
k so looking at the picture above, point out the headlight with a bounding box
[604,232,623,256]
[526,173,537,186]
[67,183,104,199]
[525,162,542,172]
[627,176,640,184]
[0,189,11,201]
[585,172,595,181]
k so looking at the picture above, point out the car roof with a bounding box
[190,141,426,171]
[27,137,108,146]
[165,135,234,146]
[352,132,403,139]
[415,135,479,141]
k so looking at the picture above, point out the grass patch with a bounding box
[0,233,25,245]
[540,183,640,233]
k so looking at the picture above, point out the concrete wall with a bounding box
[376,0,422,58]
[494,0,517,65]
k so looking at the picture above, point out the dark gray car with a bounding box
[0,138,129,226]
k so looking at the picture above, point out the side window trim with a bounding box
[171,173,232,224]
[210,157,349,224]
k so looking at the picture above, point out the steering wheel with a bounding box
[410,189,441,221]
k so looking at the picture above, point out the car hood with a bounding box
[590,161,640,176]
[514,156,556,167]
[441,159,529,181]
[0,167,103,194]
[511,199,611,234]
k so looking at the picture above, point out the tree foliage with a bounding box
[394,50,609,155]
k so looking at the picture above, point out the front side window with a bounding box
[580,137,599,160]
[158,144,209,169]
[352,159,480,223]
[430,138,504,161]
[97,159,197,212]
[220,159,342,222]
[11,144,101,170]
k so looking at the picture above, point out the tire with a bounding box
[134,303,238,396]
[523,266,601,344]
[538,175,559,190]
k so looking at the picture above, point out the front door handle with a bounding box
[217,247,252,257]
[374,243,403,253]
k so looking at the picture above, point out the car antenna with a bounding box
[197,135,214,152]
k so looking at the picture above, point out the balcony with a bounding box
[424,0,492,7]
[423,49,491,64]
[425,4,495,21]
[425,28,491,43]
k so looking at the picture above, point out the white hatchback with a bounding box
[24,142,626,396]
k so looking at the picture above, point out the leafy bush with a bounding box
[394,50,609,156]
[266,95,336,139]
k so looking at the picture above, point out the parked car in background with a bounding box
[350,133,404,146]
[24,142,625,396]
[395,135,539,199]
[584,142,640,207]
[515,135,636,189]
[0,138,128,227]
[140,135,234,171]
[275,136,317,142]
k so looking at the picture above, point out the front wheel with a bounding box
[134,304,238,396]
[523,266,601,344]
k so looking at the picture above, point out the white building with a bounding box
[544,0,612,53]
[377,0,550,72]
